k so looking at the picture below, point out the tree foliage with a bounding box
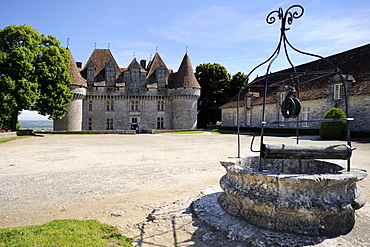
[0,25,71,130]
[319,107,347,140]
[195,63,247,128]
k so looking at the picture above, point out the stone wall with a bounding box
[0,132,17,138]
[0,130,34,138]
[348,94,370,131]
[43,130,136,135]
[81,87,200,131]
[221,94,370,131]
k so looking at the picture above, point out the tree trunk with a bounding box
[10,111,19,131]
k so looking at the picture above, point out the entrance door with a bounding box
[131,124,139,133]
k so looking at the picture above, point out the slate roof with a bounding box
[126,58,146,72]
[221,43,370,109]
[75,49,200,89]
[67,48,87,87]
[80,49,120,82]
[168,53,201,89]
[146,52,169,83]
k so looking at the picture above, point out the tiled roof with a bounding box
[67,49,87,87]
[80,49,120,82]
[168,53,201,89]
[221,43,370,108]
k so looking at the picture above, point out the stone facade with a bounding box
[54,49,201,132]
[220,44,370,132]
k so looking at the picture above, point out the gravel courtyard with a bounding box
[0,132,369,246]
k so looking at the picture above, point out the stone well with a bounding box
[219,155,367,236]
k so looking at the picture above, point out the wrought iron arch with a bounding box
[236,5,353,171]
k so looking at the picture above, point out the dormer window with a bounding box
[87,62,95,86]
[131,67,140,87]
[157,68,166,83]
[106,66,115,83]
[88,67,94,76]
[87,66,95,84]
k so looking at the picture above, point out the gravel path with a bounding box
[0,132,369,246]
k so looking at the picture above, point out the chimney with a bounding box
[76,62,82,68]
[140,59,146,69]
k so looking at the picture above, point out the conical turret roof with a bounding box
[67,48,87,87]
[168,53,200,89]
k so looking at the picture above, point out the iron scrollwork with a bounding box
[266,5,304,31]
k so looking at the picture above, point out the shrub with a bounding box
[319,108,347,140]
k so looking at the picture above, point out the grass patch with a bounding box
[0,219,132,247]
[171,131,205,134]
[0,136,31,144]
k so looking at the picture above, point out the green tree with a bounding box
[195,63,247,128]
[0,25,71,130]
[195,63,230,128]
[228,71,248,97]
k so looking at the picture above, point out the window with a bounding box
[280,92,286,105]
[106,100,114,111]
[106,66,115,83]
[334,84,342,99]
[157,69,166,83]
[157,100,165,111]
[132,117,138,124]
[88,118,92,130]
[246,110,251,126]
[88,67,94,76]
[88,100,93,111]
[106,119,113,130]
[246,97,251,109]
[131,100,139,111]
[302,107,310,127]
[87,66,95,86]
[157,117,164,129]
[279,93,286,126]
[131,67,140,86]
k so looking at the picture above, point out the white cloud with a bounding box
[19,111,50,121]
[149,5,251,47]
[283,7,370,56]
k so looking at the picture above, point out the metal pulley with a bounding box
[281,90,301,118]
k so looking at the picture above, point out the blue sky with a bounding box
[2,0,370,120]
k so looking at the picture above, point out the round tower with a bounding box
[168,53,201,129]
[170,88,200,129]
[54,49,87,131]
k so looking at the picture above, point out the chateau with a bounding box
[54,49,201,132]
